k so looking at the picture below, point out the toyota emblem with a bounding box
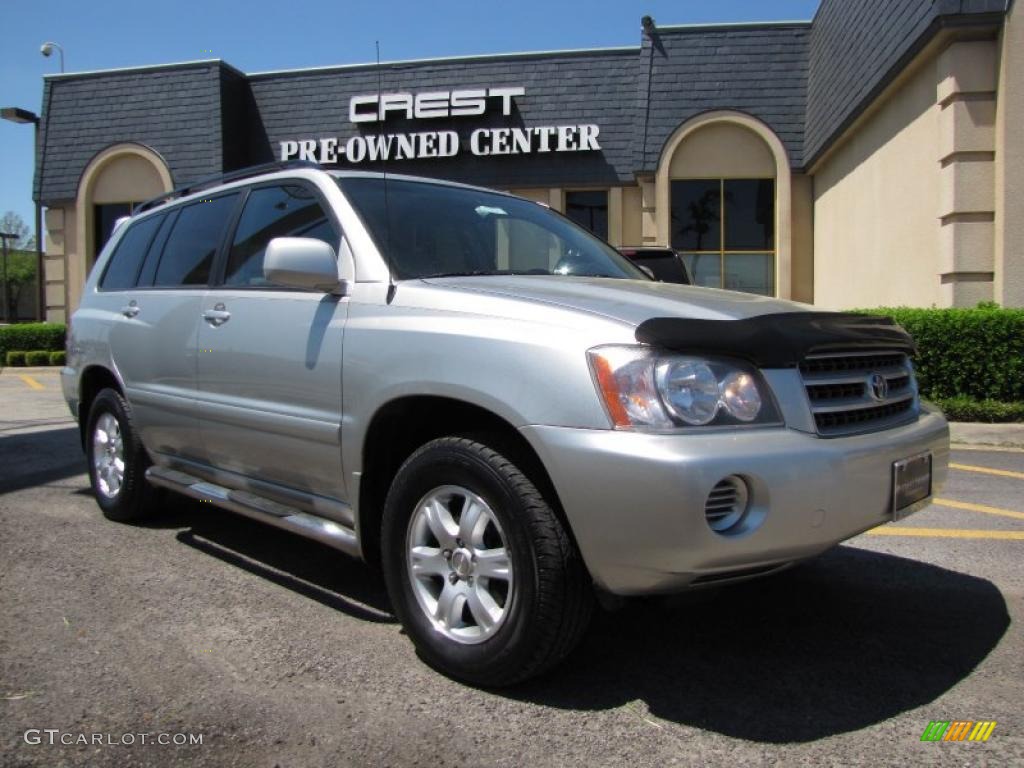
[868,373,889,402]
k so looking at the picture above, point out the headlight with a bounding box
[587,346,780,430]
[655,359,719,425]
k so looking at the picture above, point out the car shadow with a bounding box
[0,426,84,494]
[157,498,394,624]
[507,545,1010,743]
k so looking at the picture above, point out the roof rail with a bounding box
[132,160,322,214]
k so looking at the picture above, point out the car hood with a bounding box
[421,275,811,325]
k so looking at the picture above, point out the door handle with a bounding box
[202,307,231,326]
[120,302,140,318]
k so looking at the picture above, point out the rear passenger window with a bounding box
[99,214,164,291]
[225,185,337,287]
[153,194,239,287]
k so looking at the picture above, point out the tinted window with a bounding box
[226,185,336,287]
[724,179,774,250]
[136,211,178,288]
[670,180,721,251]
[153,195,239,287]
[99,214,164,291]
[565,191,608,240]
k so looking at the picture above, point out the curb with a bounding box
[949,422,1024,448]
[0,367,62,375]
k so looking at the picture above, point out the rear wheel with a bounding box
[85,388,159,522]
[381,436,593,686]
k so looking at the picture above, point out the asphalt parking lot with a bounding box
[1,369,1022,767]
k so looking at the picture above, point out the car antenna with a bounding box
[377,40,397,305]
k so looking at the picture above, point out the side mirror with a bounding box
[637,265,656,280]
[264,237,346,294]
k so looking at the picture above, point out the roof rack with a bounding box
[132,160,321,214]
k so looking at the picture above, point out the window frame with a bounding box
[210,178,344,291]
[670,176,776,296]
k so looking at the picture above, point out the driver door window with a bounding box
[224,184,337,287]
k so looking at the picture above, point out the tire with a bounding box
[85,388,159,522]
[381,436,593,686]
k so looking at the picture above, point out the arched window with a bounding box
[656,112,792,298]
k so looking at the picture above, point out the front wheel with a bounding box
[381,437,593,686]
[85,388,159,522]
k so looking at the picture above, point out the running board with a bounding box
[145,466,360,558]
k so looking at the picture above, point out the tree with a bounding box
[4,251,36,319]
[0,211,33,249]
[0,211,38,319]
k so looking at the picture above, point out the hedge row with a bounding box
[4,350,65,367]
[932,396,1024,423]
[0,323,66,357]
[858,304,1024,402]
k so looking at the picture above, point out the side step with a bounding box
[145,466,361,558]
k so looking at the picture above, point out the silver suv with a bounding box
[63,162,949,686]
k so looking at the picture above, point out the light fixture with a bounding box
[40,41,65,72]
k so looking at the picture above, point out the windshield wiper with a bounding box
[420,270,503,279]
[419,269,548,279]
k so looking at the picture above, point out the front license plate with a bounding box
[892,452,932,519]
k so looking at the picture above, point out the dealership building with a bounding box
[31,0,1024,322]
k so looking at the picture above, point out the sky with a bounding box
[0,0,821,233]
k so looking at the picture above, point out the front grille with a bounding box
[800,350,918,437]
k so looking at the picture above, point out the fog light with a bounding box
[704,476,750,534]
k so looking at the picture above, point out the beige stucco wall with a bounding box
[813,52,943,309]
[90,153,166,204]
[813,38,1002,309]
[667,122,776,178]
[790,174,814,303]
[995,3,1024,306]
[43,206,71,324]
[507,187,549,204]
[622,186,643,245]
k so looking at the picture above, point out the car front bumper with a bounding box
[521,407,949,595]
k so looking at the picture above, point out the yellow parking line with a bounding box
[18,375,44,391]
[950,462,1024,480]
[934,497,1024,522]
[867,527,1024,541]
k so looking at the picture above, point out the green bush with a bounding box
[25,350,50,366]
[0,323,66,357]
[49,350,66,366]
[931,396,1024,423]
[857,305,1024,402]
[5,350,26,367]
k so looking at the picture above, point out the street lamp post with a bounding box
[1,107,45,321]
[0,232,17,323]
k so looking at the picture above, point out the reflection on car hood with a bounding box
[421,275,810,325]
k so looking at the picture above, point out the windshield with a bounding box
[336,177,648,281]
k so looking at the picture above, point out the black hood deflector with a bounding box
[635,312,916,368]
